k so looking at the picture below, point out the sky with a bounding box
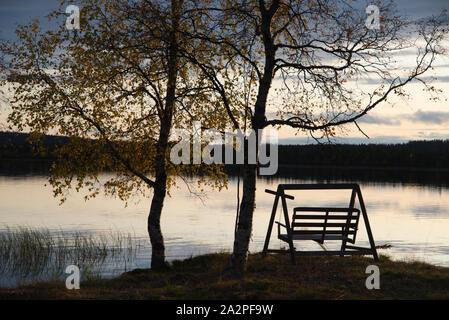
[1,0,449,144]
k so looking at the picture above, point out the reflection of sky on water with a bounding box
[410,205,449,217]
[1,173,449,286]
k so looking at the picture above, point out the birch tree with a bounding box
[0,0,228,269]
[185,0,447,276]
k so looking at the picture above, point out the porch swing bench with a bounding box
[262,184,379,264]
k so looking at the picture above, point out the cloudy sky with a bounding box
[1,0,449,144]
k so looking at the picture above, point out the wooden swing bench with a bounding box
[262,184,378,264]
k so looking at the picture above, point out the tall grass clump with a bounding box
[0,226,143,287]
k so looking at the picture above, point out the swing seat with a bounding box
[276,207,360,245]
[262,184,379,264]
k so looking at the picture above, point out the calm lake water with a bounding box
[1,167,449,286]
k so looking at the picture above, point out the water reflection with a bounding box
[1,164,449,287]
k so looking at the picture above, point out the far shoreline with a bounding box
[2,158,449,173]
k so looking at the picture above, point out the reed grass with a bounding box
[0,226,143,286]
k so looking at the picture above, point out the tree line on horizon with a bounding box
[1,131,449,170]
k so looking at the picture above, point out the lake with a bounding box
[1,166,449,286]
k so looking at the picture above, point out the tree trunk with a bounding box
[148,171,168,269]
[147,108,173,270]
[225,1,278,277]
[147,0,181,270]
[226,162,257,277]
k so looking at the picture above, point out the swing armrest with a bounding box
[275,221,287,229]
[265,189,295,200]
[275,221,288,235]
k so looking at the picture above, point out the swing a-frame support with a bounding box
[262,184,379,264]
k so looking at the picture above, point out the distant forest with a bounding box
[277,142,449,169]
[1,131,449,170]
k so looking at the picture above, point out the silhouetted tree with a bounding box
[0,0,228,269]
[187,0,447,276]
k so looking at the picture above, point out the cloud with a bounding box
[356,114,401,125]
[406,110,449,124]
[355,74,449,86]
[0,0,61,41]
[272,109,449,136]
[357,110,449,126]
[395,0,449,18]
[278,135,408,145]
[416,131,449,139]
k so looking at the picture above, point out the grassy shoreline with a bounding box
[0,227,142,288]
[1,252,449,300]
